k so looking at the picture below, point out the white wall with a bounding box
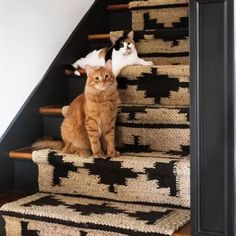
[0,0,94,138]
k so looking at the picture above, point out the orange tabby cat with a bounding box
[33,60,120,158]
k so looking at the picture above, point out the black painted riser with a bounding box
[109,11,132,31]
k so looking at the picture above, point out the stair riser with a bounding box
[109,11,132,31]
[116,126,189,153]
[130,2,189,31]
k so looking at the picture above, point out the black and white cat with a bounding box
[65,31,153,77]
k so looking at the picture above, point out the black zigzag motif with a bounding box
[134,28,188,42]
[119,106,147,120]
[47,151,78,186]
[21,221,39,236]
[166,145,190,156]
[23,195,124,217]
[67,202,125,216]
[23,195,65,207]
[128,210,172,225]
[84,158,138,193]
[179,107,190,122]
[118,68,188,104]
[144,12,189,29]
[145,161,177,196]
[80,231,88,236]
[117,135,151,153]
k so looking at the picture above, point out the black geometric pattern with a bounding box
[67,202,124,216]
[145,161,177,196]
[128,210,172,225]
[23,195,125,216]
[47,151,78,186]
[21,221,39,236]
[84,158,138,193]
[118,67,189,105]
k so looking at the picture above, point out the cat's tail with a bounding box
[32,140,64,150]
[64,64,81,76]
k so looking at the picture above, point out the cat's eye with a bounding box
[94,76,99,81]
[105,74,109,79]
[120,42,124,47]
[127,42,131,45]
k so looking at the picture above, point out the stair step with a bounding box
[9,147,190,206]
[0,193,190,235]
[39,104,190,153]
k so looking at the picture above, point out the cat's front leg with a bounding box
[103,119,120,158]
[86,118,103,157]
[136,58,154,66]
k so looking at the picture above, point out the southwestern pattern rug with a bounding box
[129,0,189,31]
[0,0,190,235]
[0,193,190,236]
[32,149,190,208]
[118,65,189,106]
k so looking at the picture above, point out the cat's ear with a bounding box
[127,31,134,40]
[105,60,112,73]
[110,36,119,45]
[85,65,95,77]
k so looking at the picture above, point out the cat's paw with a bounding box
[108,150,120,158]
[143,61,154,66]
[78,150,90,158]
[74,70,81,76]
[93,151,105,158]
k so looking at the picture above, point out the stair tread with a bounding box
[39,104,189,116]
[9,147,189,160]
[0,192,190,235]
[88,28,188,41]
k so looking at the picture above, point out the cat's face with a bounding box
[111,31,135,56]
[114,37,135,55]
[85,61,116,91]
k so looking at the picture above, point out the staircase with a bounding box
[0,0,190,235]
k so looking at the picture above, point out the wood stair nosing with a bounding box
[9,147,33,160]
[107,4,129,11]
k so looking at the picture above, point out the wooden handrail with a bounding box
[107,4,129,11]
